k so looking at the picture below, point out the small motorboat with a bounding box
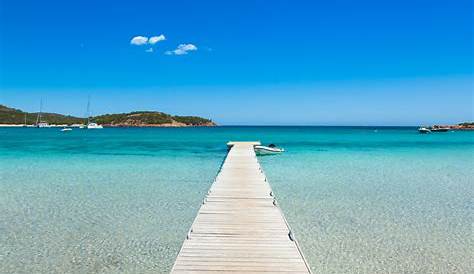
[255,144,284,155]
[61,128,72,132]
[418,127,431,134]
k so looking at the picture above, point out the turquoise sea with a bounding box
[0,127,472,273]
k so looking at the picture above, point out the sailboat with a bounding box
[36,98,51,128]
[87,122,103,129]
[86,96,103,129]
[23,113,27,127]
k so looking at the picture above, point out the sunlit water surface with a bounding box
[0,127,472,273]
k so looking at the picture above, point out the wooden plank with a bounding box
[171,142,311,273]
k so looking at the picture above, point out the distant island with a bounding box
[0,105,216,127]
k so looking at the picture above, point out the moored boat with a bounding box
[60,128,72,132]
[255,144,284,155]
[35,98,51,128]
[36,122,51,128]
[418,127,431,134]
[87,122,103,129]
[85,96,103,129]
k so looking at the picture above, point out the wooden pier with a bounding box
[171,141,311,273]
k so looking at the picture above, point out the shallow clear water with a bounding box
[0,127,472,273]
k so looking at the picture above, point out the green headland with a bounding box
[0,105,216,127]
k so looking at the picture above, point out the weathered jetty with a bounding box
[171,141,311,273]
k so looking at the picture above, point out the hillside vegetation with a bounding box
[95,111,214,126]
[0,105,84,124]
[0,105,215,127]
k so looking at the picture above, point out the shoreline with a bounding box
[1,124,473,130]
[0,123,217,128]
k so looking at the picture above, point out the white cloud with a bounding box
[145,48,153,53]
[149,34,166,44]
[166,43,198,55]
[131,34,166,46]
[130,36,148,45]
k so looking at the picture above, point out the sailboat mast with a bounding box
[36,98,43,125]
[87,95,91,124]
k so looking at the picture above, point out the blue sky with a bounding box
[0,0,472,125]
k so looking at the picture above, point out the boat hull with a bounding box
[254,146,284,155]
[418,127,431,134]
[87,123,103,129]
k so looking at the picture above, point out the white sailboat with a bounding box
[86,96,103,129]
[87,122,103,129]
[36,98,51,128]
